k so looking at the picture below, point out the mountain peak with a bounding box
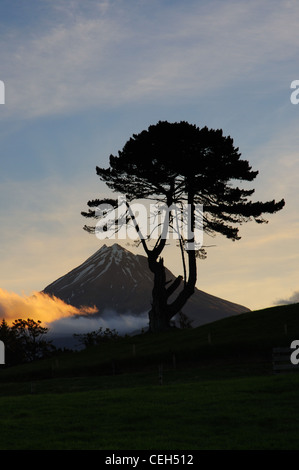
[87,243,130,263]
[109,243,127,263]
[43,243,250,327]
[43,243,153,314]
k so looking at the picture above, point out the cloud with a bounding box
[0,287,98,325]
[2,4,126,118]
[3,0,299,119]
[275,291,299,305]
[48,309,149,337]
[0,288,148,349]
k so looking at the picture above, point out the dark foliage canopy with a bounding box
[83,121,285,242]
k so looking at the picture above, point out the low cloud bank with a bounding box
[0,288,149,349]
[0,287,97,325]
[275,291,299,306]
[47,310,149,337]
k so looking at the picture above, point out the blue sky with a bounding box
[1,0,299,314]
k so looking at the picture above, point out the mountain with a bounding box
[43,243,250,331]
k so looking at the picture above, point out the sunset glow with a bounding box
[0,288,97,326]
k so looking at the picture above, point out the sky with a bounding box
[0,0,299,328]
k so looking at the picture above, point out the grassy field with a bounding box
[0,303,299,450]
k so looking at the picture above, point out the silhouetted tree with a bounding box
[11,318,54,363]
[0,319,21,365]
[0,318,55,365]
[82,121,285,332]
[74,327,120,348]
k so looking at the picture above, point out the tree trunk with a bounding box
[147,256,171,332]
[146,190,198,333]
[147,254,189,332]
[148,306,172,333]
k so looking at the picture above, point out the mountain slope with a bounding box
[44,244,154,315]
[43,243,249,328]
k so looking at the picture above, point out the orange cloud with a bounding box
[0,288,98,326]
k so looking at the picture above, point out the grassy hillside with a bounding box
[1,302,299,384]
[0,303,299,450]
